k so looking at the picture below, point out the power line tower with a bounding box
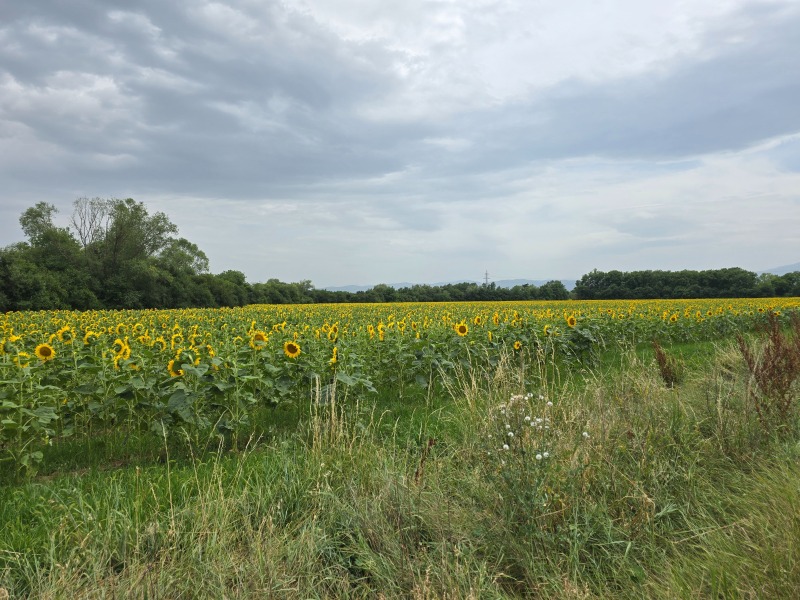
[483,270,490,286]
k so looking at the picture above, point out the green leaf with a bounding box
[335,372,357,387]
[73,383,99,395]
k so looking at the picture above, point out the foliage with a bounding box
[737,312,800,436]
[1,298,798,476]
[573,267,800,300]
[3,332,800,597]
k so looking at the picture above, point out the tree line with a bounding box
[572,268,800,299]
[0,199,569,311]
[0,199,796,312]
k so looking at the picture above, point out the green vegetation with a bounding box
[2,199,798,312]
[573,267,800,300]
[2,320,800,598]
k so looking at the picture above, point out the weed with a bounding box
[737,313,800,435]
[652,339,684,388]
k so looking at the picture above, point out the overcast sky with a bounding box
[2,0,799,288]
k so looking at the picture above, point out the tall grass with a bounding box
[1,337,799,598]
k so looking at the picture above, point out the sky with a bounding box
[1,0,799,288]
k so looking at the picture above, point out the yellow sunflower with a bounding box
[566,315,577,328]
[14,352,31,368]
[35,343,56,361]
[250,330,268,350]
[56,325,74,344]
[167,359,183,377]
[543,324,551,336]
[513,340,522,351]
[283,341,301,358]
[83,330,98,345]
[330,346,338,365]
[454,323,469,336]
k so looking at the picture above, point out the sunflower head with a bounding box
[455,323,469,337]
[14,352,31,368]
[543,324,551,336]
[35,343,56,361]
[329,346,338,365]
[167,359,183,377]
[250,330,268,350]
[566,315,577,328]
[513,340,522,351]
[283,341,301,359]
[111,338,126,355]
[57,325,74,344]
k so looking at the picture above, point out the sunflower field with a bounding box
[1,298,798,474]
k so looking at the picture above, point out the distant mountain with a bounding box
[323,278,576,293]
[762,262,800,276]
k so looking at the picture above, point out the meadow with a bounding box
[2,298,800,597]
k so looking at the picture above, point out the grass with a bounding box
[1,335,799,598]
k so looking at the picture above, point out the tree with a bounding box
[19,202,61,246]
[70,197,112,248]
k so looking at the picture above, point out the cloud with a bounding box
[0,0,799,286]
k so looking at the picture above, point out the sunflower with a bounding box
[330,346,338,365]
[669,314,678,323]
[473,315,482,326]
[56,325,74,344]
[167,359,183,377]
[250,330,268,350]
[454,323,469,336]
[513,340,522,351]
[152,336,167,352]
[566,315,577,328]
[113,338,132,360]
[543,324,551,336]
[83,330,99,345]
[111,338,126,355]
[35,343,56,361]
[175,348,199,366]
[171,333,183,350]
[283,341,301,359]
[14,352,31,368]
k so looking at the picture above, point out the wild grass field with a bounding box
[1,299,800,598]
